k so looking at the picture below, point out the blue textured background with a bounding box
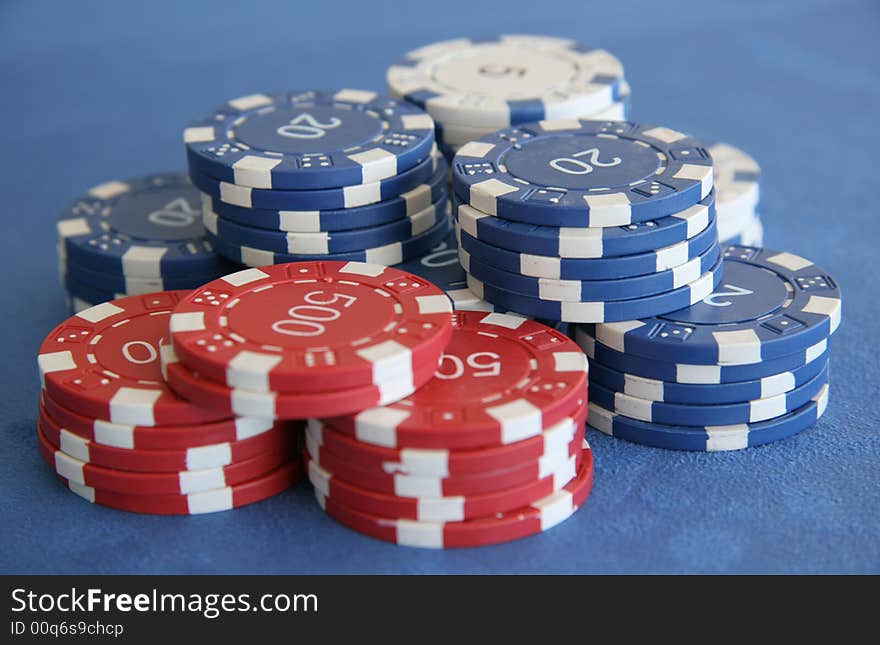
[2,0,877,574]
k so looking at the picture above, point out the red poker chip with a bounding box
[323,311,589,450]
[38,407,292,473]
[37,425,293,495]
[168,262,453,393]
[161,342,438,420]
[37,292,228,427]
[305,407,587,477]
[306,445,583,522]
[315,443,594,548]
[304,414,585,497]
[40,390,283,452]
[58,461,303,515]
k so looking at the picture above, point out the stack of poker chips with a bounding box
[386,35,630,161]
[574,246,841,451]
[36,292,301,515]
[452,120,721,324]
[55,173,240,313]
[305,311,593,549]
[182,89,453,268]
[710,143,764,246]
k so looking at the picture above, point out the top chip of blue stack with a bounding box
[184,89,436,191]
[56,172,238,278]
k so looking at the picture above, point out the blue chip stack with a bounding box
[450,119,722,324]
[387,35,630,161]
[56,172,241,313]
[183,89,454,268]
[710,143,764,246]
[575,246,842,451]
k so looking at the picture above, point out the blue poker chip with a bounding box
[203,194,447,255]
[391,229,490,311]
[587,384,828,451]
[454,191,715,260]
[201,158,447,233]
[63,273,120,305]
[574,325,831,384]
[191,151,438,211]
[466,254,723,323]
[460,241,721,302]
[207,211,453,268]
[455,215,719,281]
[184,90,435,190]
[588,350,830,405]
[452,120,714,227]
[57,172,235,278]
[590,246,842,365]
[61,257,224,295]
[589,361,828,426]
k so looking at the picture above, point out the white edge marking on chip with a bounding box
[228,94,274,111]
[583,193,632,227]
[232,156,282,189]
[416,497,465,522]
[355,407,410,447]
[705,424,749,451]
[56,217,91,239]
[227,351,283,392]
[334,89,377,104]
[486,399,542,444]
[169,311,206,334]
[396,519,444,548]
[222,267,271,286]
[89,180,130,200]
[714,329,762,365]
[109,387,162,426]
[348,148,396,184]
[186,444,233,471]
[594,321,643,353]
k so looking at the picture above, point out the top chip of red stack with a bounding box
[168,261,454,393]
[37,291,230,427]
[322,311,589,450]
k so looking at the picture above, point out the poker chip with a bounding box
[391,228,492,311]
[40,390,279,451]
[37,292,229,427]
[589,360,828,426]
[306,448,580,522]
[454,191,716,261]
[62,258,217,295]
[199,158,447,233]
[184,90,435,191]
[38,425,292,495]
[203,194,446,255]
[323,311,589,450]
[709,142,761,226]
[435,96,630,147]
[191,150,437,212]
[589,247,842,365]
[576,326,830,384]
[56,172,235,279]
[306,413,583,477]
[452,120,713,227]
[63,274,119,307]
[38,404,289,473]
[161,343,439,420]
[387,35,625,128]
[459,242,721,302]
[587,385,829,451]
[205,212,452,268]
[723,214,764,247]
[466,254,722,324]
[61,461,302,515]
[315,442,593,548]
[587,349,830,405]
[167,262,453,394]
[456,207,719,281]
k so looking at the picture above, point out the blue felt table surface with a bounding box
[2,0,877,574]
